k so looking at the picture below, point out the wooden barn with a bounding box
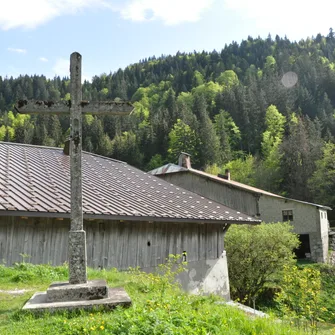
[0,142,259,299]
[150,153,331,263]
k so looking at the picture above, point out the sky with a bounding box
[1,0,335,81]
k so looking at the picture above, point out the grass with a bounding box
[0,261,334,335]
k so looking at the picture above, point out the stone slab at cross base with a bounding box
[22,287,131,313]
[47,280,108,302]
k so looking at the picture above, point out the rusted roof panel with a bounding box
[0,142,260,224]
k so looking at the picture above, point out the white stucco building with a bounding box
[150,153,331,263]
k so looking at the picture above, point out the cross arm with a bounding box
[15,100,134,115]
[14,100,71,114]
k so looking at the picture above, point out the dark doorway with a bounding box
[295,234,311,259]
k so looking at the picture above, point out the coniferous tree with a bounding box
[280,115,322,200]
[1,31,335,206]
[193,94,220,167]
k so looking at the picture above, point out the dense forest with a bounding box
[1,30,335,210]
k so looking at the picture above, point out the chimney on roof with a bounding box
[63,138,70,156]
[178,152,191,169]
[218,169,231,180]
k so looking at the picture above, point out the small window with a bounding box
[282,210,293,221]
[321,212,323,219]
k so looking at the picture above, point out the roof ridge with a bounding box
[150,164,331,210]
[0,141,64,151]
[0,141,127,165]
[188,167,280,195]
[186,168,331,210]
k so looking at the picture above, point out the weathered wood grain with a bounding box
[0,217,224,268]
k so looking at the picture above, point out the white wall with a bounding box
[319,209,330,262]
[156,172,329,263]
[259,195,328,262]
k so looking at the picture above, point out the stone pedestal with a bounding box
[47,280,109,302]
[22,279,131,313]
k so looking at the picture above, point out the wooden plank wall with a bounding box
[0,216,224,269]
[161,173,258,217]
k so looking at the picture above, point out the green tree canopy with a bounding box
[223,155,256,186]
[258,105,286,192]
[308,141,335,207]
[167,119,197,163]
[216,70,239,88]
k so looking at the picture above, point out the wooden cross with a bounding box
[15,52,133,284]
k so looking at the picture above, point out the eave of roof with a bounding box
[0,210,256,225]
[150,163,332,211]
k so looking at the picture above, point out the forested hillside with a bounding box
[1,30,335,208]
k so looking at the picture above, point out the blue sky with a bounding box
[1,0,334,81]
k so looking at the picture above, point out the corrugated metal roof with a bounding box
[150,163,332,211]
[0,142,260,224]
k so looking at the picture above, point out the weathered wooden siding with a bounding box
[0,216,224,268]
[160,172,258,217]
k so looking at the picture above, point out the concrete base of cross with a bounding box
[22,280,131,313]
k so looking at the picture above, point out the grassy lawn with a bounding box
[0,262,334,335]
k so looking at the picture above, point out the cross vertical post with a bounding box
[15,51,134,289]
[68,52,87,284]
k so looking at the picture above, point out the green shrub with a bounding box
[299,263,335,324]
[275,265,326,333]
[225,222,300,307]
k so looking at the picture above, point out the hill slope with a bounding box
[1,30,335,207]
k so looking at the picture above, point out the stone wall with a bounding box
[143,251,231,300]
[328,234,335,265]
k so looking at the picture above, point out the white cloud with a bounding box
[52,57,91,82]
[0,0,214,30]
[0,0,111,30]
[120,0,214,25]
[39,57,49,62]
[224,0,335,39]
[52,58,69,77]
[7,47,26,54]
